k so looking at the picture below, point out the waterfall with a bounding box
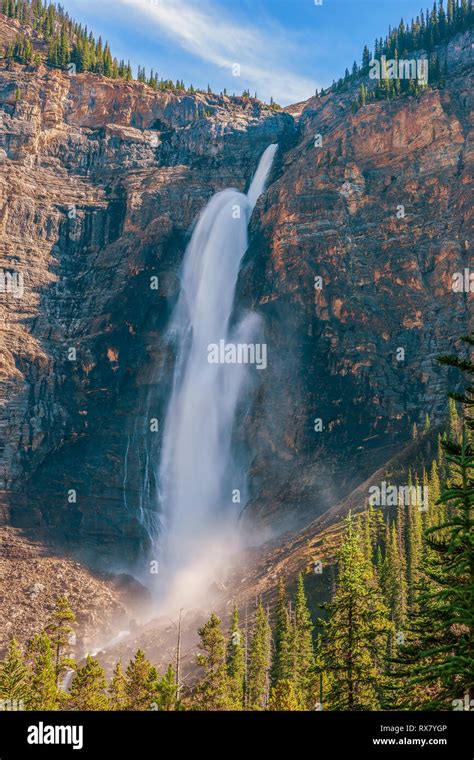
[153,143,278,600]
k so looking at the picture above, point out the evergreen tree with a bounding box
[26,633,58,710]
[268,679,301,711]
[429,459,443,525]
[157,664,178,711]
[406,471,423,607]
[58,24,70,69]
[292,573,314,708]
[124,649,156,711]
[322,515,392,710]
[358,83,367,106]
[448,396,462,443]
[399,336,474,707]
[108,661,127,710]
[362,44,371,72]
[247,599,271,710]
[271,579,292,686]
[227,606,245,710]
[45,595,76,687]
[194,613,230,710]
[67,656,109,711]
[0,639,30,708]
[382,521,408,631]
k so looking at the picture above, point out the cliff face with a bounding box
[240,29,473,528]
[0,12,472,566]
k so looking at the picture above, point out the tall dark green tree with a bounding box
[157,664,179,711]
[227,605,245,710]
[124,649,156,711]
[322,515,392,710]
[271,579,292,687]
[194,613,230,710]
[292,573,315,708]
[247,599,271,710]
[67,656,109,711]
[108,661,127,710]
[45,595,76,687]
[0,639,30,707]
[268,679,301,711]
[26,633,58,710]
[398,335,474,708]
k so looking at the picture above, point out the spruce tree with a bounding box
[247,599,271,710]
[271,579,292,687]
[292,573,314,708]
[45,595,76,687]
[382,521,407,631]
[0,639,30,708]
[157,664,178,711]
[268,679,300,711]
[194,613,230,710]
[227,605,245,710]
[406,471,423,607]
[67,656,109,710]
[322,515,392,710]
[398,336,474,707]
[108,661,127,710]
[124,649,156,711]
[26,633,58,710]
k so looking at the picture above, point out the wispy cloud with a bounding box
[117,0,317,104]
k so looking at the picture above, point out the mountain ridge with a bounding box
[0,10,472,570]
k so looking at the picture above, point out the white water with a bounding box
[154,144,278,605]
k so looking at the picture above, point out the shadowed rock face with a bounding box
[0,31,296,565]
[0,14,472,568]
[238,29,473,530]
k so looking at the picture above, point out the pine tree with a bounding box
[383,521,408,631]
[447,396,461,443]
[0,639,30,708]
[292,573,314,708]
[47,34,60,67]
[227,606,245,710]
[157,664,178,711]
[322,515,392,710]
[395,335,474,708]
[26,633,57,710]
[124,649,156,711]
[67,656,109,710]
[247,599,271,710]
[194,613,230,710]
[58,24,70,69]
[45,596,76,687]
[268,679,300,710]
[403,336,474,707]
[406,471,423,607]
[271,579,292,687]
[108,661,127,710]
[362,44,371,72]
[429,459,443,525]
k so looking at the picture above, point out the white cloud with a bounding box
[116,0,317,104]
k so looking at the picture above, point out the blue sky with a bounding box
[59,0,428,105]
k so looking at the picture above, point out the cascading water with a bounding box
[146,144,277,604]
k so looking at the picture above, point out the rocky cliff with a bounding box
[239,28,473,529]
[0,12,472,569]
